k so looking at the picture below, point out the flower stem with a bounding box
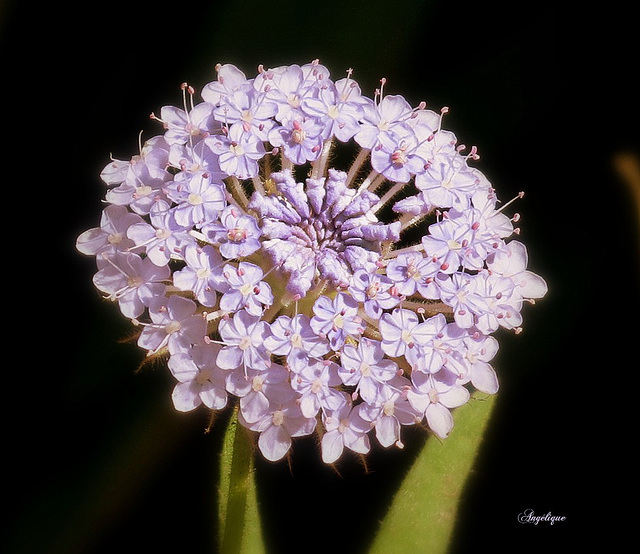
[218,407,265,554]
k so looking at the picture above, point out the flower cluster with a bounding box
[77,60,547,463]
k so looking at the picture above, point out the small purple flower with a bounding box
[290,358,346,418]
[415,153,483,210]
[158,101,218,146]
[487,240,548,302]
[238,383,316,462]
[378,308,434,358]
[206,123,266,179]
[354,93,414,149]
[371,127,427,183]
[264,314,330,371]
[127,200,194,266]
[76,204,143,256]
[173,243,226,308]
[321,402,371,464]
[219,262,273,316]
[217,310,271,371]
[104,137,172,215]
[202,205,262,259]
[348,269,400,319]
[237,363,290,424]
[201,63,249,105]
[437,272,490,329]
[165,171,227,228]
[137,295,207,355]
[385,252,441,299]
[301,77,365,142]
[168,343,228,411]
[407,368,470,438]
[212,86,278,141]
[338,338,399,403]
[93,251,170,319]
[269,115,324,165]
[310,293,363,350]
[404,313,452,374]
[359,375,421,448]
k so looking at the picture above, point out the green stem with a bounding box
[218,407,265,554]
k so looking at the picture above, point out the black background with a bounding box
[2,1,637,552]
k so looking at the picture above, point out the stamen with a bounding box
[495,191,525,214]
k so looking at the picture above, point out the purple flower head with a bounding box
[78,60,546,463]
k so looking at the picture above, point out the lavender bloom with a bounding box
[219,262,273,316]
[269,115,324,165]
[206,123,266,179]
[263,314,330,371]
[93,251,170,319]
[137,295,207,355]
[126,200,194,266]
[321,402,371,464]
[348,269,400,319]
[168,343,228,411]
[238,383,316,462]
[310,293,363,350]
[289,358,346,418]
[173,244,226,308]
[202,205,262,259]
[217,310,271,371]
[407,368,470,439]
[359,375,422,448]
[76,204,143,256]
[338,338,399,403]
[165,171,227,228]
[77,60,546,463]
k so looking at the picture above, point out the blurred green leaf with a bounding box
[368,393,496,554]
[218,407,265,554]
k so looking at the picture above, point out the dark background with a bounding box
[2,1,637,552]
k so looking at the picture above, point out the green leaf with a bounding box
[218,406,265,554]
[368,392,496,554]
